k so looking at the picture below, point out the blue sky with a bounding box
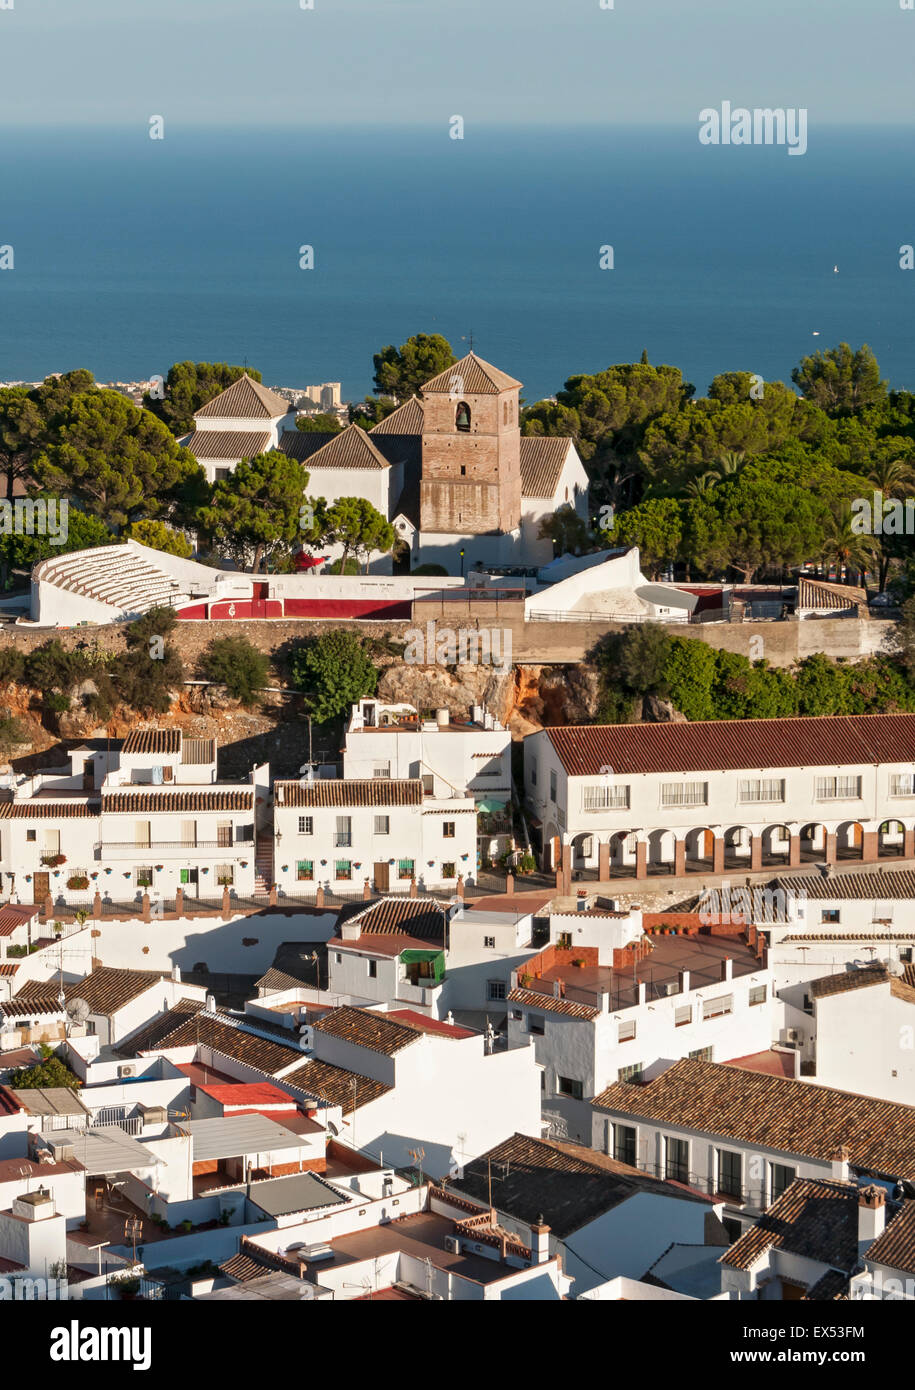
[0,0,911,128]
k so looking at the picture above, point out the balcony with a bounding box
[94,838,250,860]
[333,833,353,848]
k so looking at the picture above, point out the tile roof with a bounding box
[335,896,449,942]
[312,1006,421,1056]
[369,396,425,434]
[219,1252,271,1283]
[58,967,168,1017]
[140,1012,304,1074]
[281,1058,393,1113]
[101,789,253,813]
[255,967,313,994]
[797,577,867,613]
[185,430,271,461]
[507,986,601,1020]
[802,1267,851,1300]
[298,424,391,471]
[116,998,206,1055]
[446,1132,696,1239]
[775,869,915,901]
[810,965,890,999]
[385,1009,475,1039]
[865,1199,915,1273]
[195,374,289,420]
[592,1058,915,1180]
[121,728,181,756]
[0,1085,22,1116]
[546,713,915,777]
[421,352,522,396]
[0,905,37,937]
[721,1177,859,1272]
[0,800,97,819]
[519,436,572,498]
[277,429,339,462]
[1,994,63,1018]
[274,779,422,808]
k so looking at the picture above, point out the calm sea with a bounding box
[1,124,913,401]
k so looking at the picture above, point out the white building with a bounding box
[185,374,297,483]
[0,728,266,907]
[525,546,697,624]
[272,777,477,897]
[804,964,915,1104]
[524,712,915,883]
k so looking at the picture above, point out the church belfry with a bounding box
[418,352,523,535]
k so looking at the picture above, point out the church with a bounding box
[186,353,589,575]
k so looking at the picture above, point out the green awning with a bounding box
[477,798,508,814]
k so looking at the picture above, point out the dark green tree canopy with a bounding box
[197,452,310,573]
[289,630,378,724]
[145,361,262,436]
[372,333,456,403]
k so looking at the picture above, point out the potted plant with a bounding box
[519,973,533,989]
[41,854,66,868]
[67,875,89,891]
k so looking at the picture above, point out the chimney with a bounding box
[678,969,690,994]
[720,957,733,982]
[637,982,647,1006]
[530,1218,551,1265]
[172,965,182,984]
[831,1145,850,1182]
[858,1185,887,1247]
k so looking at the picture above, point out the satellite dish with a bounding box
[67,998,90,1024]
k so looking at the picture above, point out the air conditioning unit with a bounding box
[663,983,678,997]
[118,1063,137,1079]
[444,1236,461,1254]
[785,1028,803,1045]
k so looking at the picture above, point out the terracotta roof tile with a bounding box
[138,1011,304,1074]
[775,869,915,901]
[336,897,449,941]
[0,905,37,937]
[421,353,521,396]
[298,424,390,471]
[121,728,181,756]
[0,800,98,819]
[281,1058,393,1113]
[58,966,168,1017]
[312,1006,420,1057]
[196,375,289,420]
[810,966,890,1000]
[520,436,571,498]
[186,430,271,461]
[592,1058,915,1180]
[275,779,422,808]
[369,397,425,435]
[722,1177,859,1271]
[547,713,915,777]
[507,986,600,1020]
[101,789,253,813]
[866,1199,915,1273]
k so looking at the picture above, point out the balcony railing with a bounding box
[94,838,250,859]
[333,833,353,848]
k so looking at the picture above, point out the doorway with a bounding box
[33,871,50,903]
[373,862,389,892]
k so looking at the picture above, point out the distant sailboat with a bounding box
[833,265,839,273]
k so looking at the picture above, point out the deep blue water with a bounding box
[0,124,913,401]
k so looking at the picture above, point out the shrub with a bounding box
[0,716,27,755]
[201,636,270,707]
[0,647,25,682]
[67,875,89,890]
[288,629,378,724]
[411,563,449,576]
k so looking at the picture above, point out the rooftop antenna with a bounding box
[66,998,90,1035]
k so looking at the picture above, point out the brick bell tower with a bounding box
[419,352,523,535]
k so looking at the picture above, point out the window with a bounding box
[528,1015,545,1035]
[661,782,707,807]
[613,1123,637,1166]
[398,859,415,879]
[460,465,466,476]
[558,1076,583,1100]
[770,1162,796,1203]
[181,820,197,847]
[335,953,342,964]
[665,1137,689,1183]
[689,1046,713,1062]
[134,821,151,849]
[215,467,230,481]
[674,1005,692,1027]
[135,866,153,887]
[618,1062,643,1084]
[702,995,733,1021]
[483,936,496,949]
[373,762,391,779]
[421,774,434,795]
[738,778,785,803]
[26,829,36,842]
[583,785,630,811]
[618,1020,637,1043]
[749,985,767,1006]
[367,960,377,978]
[815,775,862,800]
[334,816,352,848]
[487,980,506,1000]
[215,864,234,886]
[296,860,314,881]
[335,860,352,880]
[530,759,537,787]
[477,762,501,778]
[442,821,455,838]
[717,1149,743,1200]
[373,815,389,835]
[891,773,915,797]
[442,862,455,879]
[549,770,557,803]
[821,909,840,924]
[455,401,471,432]
[298,816,313,835]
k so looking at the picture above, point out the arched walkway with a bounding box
[836,821,864,861]
[609,830,634,877]
[799,822,828,863]
[879,820,906,857]
[570,831,596,876]
[647,828,676,875]
[685,827,714,872]
[762,824,791,866]
[723,825,752,870]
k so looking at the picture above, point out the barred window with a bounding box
[891,773,915,796]
[738,778,785,803]
[815,775,861,800]
[618,1062,643,1084]
[296,860,314,881]
[618,1020,637,1043]
[298,815,313,834]
[749,985,767,1006]
[374,815,389,835]
[674,1005,692,1027]
[583,785,630,811]
[702,995,733,1020]
[335,860,352,880]
[661,782,707,807]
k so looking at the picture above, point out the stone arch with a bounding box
[609,830,634,874]
[684,827,714,871]
[836,821,865,861]
[570,831,596,872]
[799,821,829,863]
[723,825,752,869]
[647,828,676,873]
[762,824,792,865]
[455,401,471,432]
[878,819,906,857]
